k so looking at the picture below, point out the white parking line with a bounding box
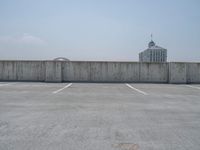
[185,85,200,90]
[125,84,148,95]
[0,83,16,87]
[52,83,72,94]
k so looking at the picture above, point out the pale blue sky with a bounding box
[0,0,200,61]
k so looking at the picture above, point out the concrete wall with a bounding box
[0,60,200,83]
[0,61,45,81]
[186,63,200,83]
[17,61,45,81]
[62,62,91,82]
[139,63,168,83]
[45,61,62,82]
[169,62,187,83]
[168,62,200,84]
[62,62,140,82]
[0,61,17,81]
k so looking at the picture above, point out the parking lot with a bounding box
[0,82,200,150]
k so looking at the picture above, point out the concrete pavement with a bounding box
[0,82,200,150]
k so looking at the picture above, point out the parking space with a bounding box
[128,83,200,96]
[0,82,200,150]
[0,82,68,93]
[185,84,200,90]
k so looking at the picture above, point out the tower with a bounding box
[139,36,167,62]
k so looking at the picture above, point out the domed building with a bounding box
[139,38,167,62]
[53,57,70,61]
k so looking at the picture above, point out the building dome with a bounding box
[53,57,70,61]
[148,40,155,48]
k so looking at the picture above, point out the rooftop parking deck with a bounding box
[0,82,200,150]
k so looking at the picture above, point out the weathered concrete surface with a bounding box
[169,62,187,83]
[62,62,140,82]
[139,63,168,83]
[90,62,109,81]
[0,82,200,150]
[0,61,45,81]
[63,62,166,83]
[17,61,45,81]
[187,63,200,83]
[45,61,62,82]
[1,61,200,83]
[62,61,91,82]
[0,61,17,81]
[106,62,139,82]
